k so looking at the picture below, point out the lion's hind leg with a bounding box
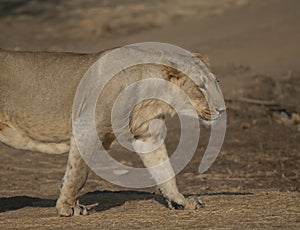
[56,137,95,216]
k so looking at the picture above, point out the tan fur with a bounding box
[0,48,224,216]
[193,52,210,67]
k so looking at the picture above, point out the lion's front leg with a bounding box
[134,141,203,210]
[158,176,204,210]
[56,137,92,216]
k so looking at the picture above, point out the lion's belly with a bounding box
[0,50,97,154]
[0,80,75,153]
[0,118,71,154]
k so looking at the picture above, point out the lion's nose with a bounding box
[216,108,226,114]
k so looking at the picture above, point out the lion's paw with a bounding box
[184,196,204,210]
[167,196,204,210]
[56,200,98,217]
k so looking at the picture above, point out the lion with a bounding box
[0,47,225,216]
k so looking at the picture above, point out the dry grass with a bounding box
[0,192,299,229]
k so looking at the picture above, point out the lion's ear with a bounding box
[193,52,210,67]
[162,52,210,81]
[161,65,185,81]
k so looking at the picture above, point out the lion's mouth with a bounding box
[199,108,226,122]
[198,115,222,126]
[199,113,222,122]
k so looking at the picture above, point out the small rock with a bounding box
[113,169,129,175]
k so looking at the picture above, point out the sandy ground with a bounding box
[0,0,300,229]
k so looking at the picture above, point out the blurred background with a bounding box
[0,0,249,51]
[0,0,299,228]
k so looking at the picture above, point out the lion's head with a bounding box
[162,52,225,122]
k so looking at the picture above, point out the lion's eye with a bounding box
[199,83,206,90]
[216,78,220,83]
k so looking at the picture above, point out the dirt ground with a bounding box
[0,0,299,229]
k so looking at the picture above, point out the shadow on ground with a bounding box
[0,190,252,213]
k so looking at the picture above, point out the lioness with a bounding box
[0,47,225,216]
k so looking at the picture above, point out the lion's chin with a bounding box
[200,119,216,126]
[199,114,221,126]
